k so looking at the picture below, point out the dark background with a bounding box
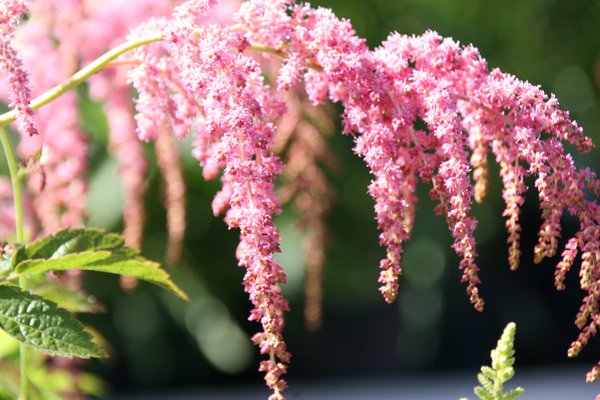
[51,0,600,395]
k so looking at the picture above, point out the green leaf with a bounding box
[12,228,123,269]
[0,286,105,358]
[29,281,105,314]
[474,387,492,400]
[0,252,12,280]
[473,322,524,400]
[16,251,114,274]
[18,249,187,301]
[504,388,525,400]
[13,228,188,301]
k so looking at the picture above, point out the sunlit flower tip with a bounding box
[586,364,600,383]
[0,1,37,137]
[173,0,218,22]
[555,237,579,290]
[0,44,38,137]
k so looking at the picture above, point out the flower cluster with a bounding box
[232,0,600,389]
[274,87,337,331]
[0,0,37,138]
[2,0,600,398]
[126,2,291,396]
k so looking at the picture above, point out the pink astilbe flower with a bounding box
[155,127,186,265]
[0,0,37,137]
[79,0,178,250]
[104,88,148,250]
[10,9,88,232]
[5,0,600,394]
[274,87,337,331]
[127,2,290,396]
[233,1,600,375]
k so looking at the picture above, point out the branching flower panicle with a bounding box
[7,2,88,232]
[127,3,291,395]
[234,1,600,383]
[0,0,37,138]
[274,87,337,331]
[2,0,600,398]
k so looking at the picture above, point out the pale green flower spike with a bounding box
[473,322,525,400]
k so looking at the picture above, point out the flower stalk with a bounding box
[0,33,164,127]
[0,125,28,399]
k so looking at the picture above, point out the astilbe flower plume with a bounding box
[5,1,89,233]
[4,0,600,397]
[273,87,337,331]
[82,0,176,252]
[0,0,37,137]
[231,0,600,386]
[155,126,186,265]
[127,2,290,396]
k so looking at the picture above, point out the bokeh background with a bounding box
[5,0,600,397]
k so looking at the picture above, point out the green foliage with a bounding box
[0,286,105,359]
[0,332,106,400]
[0,226,188,397]
[29,366,106,399]
[12,228,124,264]
[473,322,524,400]
[0,227,190,397]
[12,228,188,301]
[27,280,105,314]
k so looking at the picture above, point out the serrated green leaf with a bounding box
[480,366,496,380]
[0,286,105,358]
[14,229,188,301]
[19,251,187,301]
[16,251,113,274]
[477,373,493,392]
[12,228,124,269]
[474,386,492,400]
[29,281,105,314]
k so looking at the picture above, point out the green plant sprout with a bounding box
[469,322,525,400]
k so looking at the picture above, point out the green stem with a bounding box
[0,32,327,129]
[0,128,23,243]
[0,33,164,126]
[0,126,27,399]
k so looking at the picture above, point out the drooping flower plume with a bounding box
[130,0,600,393]
[0,0,37,137]
[274,87,337,331]
[233,0,600,387]
[7,3,88,232]
[2,0,600,398]
[127,2,290,396]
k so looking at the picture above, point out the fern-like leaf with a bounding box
[473,322,524,400]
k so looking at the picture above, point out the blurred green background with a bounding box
[10,0,600,395]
